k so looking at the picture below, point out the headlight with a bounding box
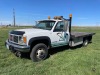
[19,36,27,45]
[18,36,23,44]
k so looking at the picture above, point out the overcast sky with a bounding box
[0,0,100,26]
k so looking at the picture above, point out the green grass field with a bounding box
[0,27,100,75]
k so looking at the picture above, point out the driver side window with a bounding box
[54,21,64,32]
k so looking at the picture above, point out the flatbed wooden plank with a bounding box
[71,32,95,38]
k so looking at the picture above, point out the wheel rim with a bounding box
[36,48,46,59]
[84,40,88,46]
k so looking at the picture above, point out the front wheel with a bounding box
[30,43,48,62]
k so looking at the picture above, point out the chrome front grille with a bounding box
[9,34,22,44]
[14,36,18,43]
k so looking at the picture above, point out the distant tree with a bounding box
[8,24,11,26]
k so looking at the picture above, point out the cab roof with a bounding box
[38,19,63,22]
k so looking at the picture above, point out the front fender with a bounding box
[28,36,51,46]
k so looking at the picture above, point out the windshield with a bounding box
[35,21,55,30]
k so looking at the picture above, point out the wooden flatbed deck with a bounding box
[71,32,95,38]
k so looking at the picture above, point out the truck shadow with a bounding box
[21,44,83,59]
[48,42,93,56]
[48,45,82,56]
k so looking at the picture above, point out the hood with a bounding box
[15,28,49,34]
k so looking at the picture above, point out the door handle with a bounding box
[57,33,61,35]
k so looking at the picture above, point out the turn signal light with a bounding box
[23,36,27,43]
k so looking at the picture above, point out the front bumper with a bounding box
[5,40,30,52]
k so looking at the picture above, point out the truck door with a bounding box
[51,21,69,47]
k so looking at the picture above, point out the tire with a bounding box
[30,43,48,62]
[83,39,88,47]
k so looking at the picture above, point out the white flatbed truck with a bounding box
[5,14,95,62]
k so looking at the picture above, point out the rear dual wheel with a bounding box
[83,39,88,47]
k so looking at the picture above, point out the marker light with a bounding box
[54,16,63,20]
[54,16,57,19]
[48,16,51,19]
[69,14,72,18]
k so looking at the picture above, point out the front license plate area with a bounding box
[9,46,14,50]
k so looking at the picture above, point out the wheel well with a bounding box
[83,36,92,42]
[30,39,50,52]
